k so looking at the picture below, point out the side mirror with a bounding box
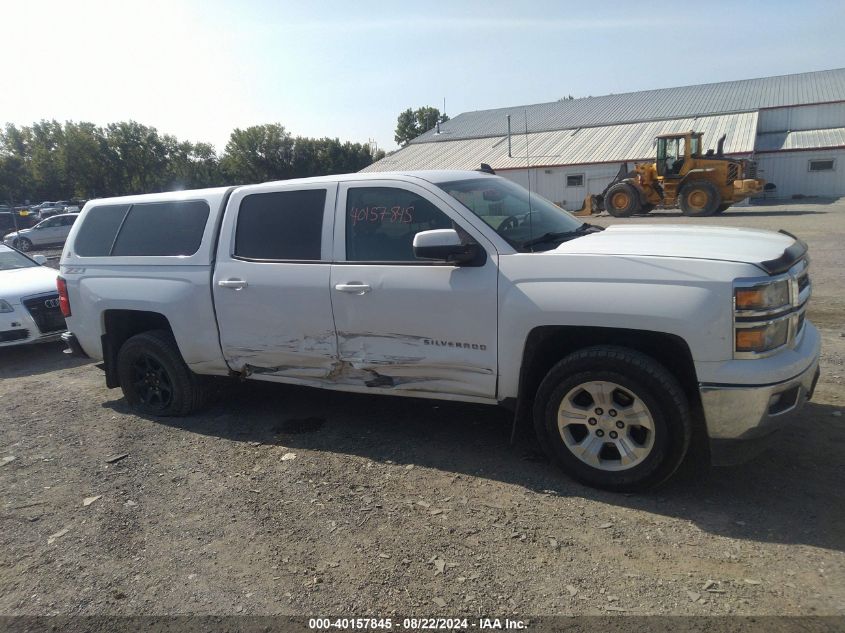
[32,254,47,265]
[413,229,483,266]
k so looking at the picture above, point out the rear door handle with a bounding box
[334,283,371,295]
[218,278,248,289]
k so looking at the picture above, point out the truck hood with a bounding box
[1,266,59,302]
[556,225,799,272]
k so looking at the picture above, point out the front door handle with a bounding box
[218,278,248,289]
[334,283,371,295]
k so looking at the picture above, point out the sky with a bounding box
[2,0,844,153]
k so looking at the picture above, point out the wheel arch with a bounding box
[512,326,702,437]
[101,309,174,388]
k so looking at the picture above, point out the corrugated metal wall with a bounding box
[501,148,845,210]
[757,102,845,133]
[756,149,845,198]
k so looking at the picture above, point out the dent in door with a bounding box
[224,329,337,379]
[335,330,494,397]
[228,329,494,397]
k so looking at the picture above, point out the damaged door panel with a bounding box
[330,181,500,399]
[212,182,339,379]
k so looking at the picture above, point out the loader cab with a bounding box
[656,132,702,177]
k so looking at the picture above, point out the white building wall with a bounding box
[499,150,845,206]
[756,149,845,198]
[758,102,845,133]
[498,163,627,210]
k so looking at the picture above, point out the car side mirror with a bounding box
[413,229,483,266]
[32,254,47,265]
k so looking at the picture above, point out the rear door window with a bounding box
[234,189,327,261]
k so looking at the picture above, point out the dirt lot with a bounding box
[1,199,844,618]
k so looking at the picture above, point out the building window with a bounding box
[566,174,584,187]
[808,159,835,172]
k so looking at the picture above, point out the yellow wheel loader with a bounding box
[575,131,765,218]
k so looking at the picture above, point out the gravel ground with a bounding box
[1,199,844,618]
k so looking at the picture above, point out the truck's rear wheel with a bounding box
[605,183,641,217]
[679,181,721,216]
[533,346,692,492]
[117,329,207,416]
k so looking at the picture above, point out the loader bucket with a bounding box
[573,195,602,216]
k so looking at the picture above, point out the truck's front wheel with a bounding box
[533,346,692,492]
[117,329,207,417]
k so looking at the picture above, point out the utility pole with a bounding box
[7,193,20,232]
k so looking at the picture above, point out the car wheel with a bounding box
[117,329,207,416]
[533,345,692,492]
[15,237,33,252]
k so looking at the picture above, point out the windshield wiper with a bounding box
[519,223,603,249]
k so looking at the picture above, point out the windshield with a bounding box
[437,177,583,250]
[0,248,38,271]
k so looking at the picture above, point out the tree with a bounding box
[0,124,33,202]
[0,119,384,202]
[394,106,449,146]
[220,123,294,184]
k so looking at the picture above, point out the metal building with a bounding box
[363,68,845,208]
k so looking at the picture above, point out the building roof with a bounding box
[756,127,845,152]
[364,112,758,173]
[413,68,845,144]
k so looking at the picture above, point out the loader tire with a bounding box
[680,181,721,216]
[605,183,641,217]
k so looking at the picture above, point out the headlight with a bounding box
[0,299,14,313]
[735,319,789,353]
[735,279,790,311]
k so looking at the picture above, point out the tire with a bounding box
[533,345,692,492]
[679,180,721,216]
[714,203,731,214]
[604,183,641,217]
[117,329,207,416]
[14,237,33,252]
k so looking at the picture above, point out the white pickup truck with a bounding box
[58,170,820,491]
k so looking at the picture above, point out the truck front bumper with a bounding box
[700,343,820,465]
